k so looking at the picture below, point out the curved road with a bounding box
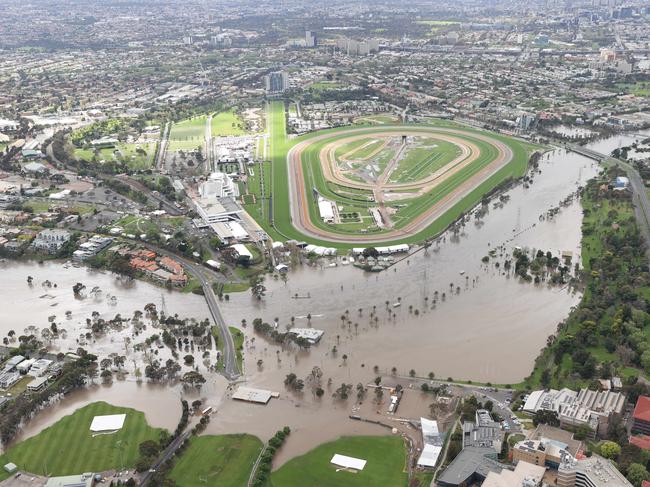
[286,125,514,243]
[139,243,240,381]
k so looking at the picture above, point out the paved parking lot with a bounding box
[0,473,47,487]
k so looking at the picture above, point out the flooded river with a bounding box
[3,134,636,464]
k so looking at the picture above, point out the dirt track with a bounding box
[285,125,513,244]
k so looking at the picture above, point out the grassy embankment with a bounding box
[0,402,164,480]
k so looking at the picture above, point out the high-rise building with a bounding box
[558,455,632,487]
[336,38,379,56]
[305,30,317,48]
[265,71,289,94]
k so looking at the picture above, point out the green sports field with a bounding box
[246,101,540,248]
[270,436,409,487]
[168,116,206,151]
[211,110,247,137]
[169,434,262,487]
[0,402,165,479]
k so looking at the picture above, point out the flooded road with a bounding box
[587,128,650,161]
[0,138,619,464]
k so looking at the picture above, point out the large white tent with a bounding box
[90,414,126,432]
[331,454,367,471]
[417,444,443,468]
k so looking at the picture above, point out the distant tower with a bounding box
[305,30,317,48]
[265,71,289,94]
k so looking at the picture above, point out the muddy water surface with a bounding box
[0,145,604,464]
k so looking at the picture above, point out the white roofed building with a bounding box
[482,460,545,487]
[523,388,625,438]
[289,328,324,344]
[194,197,243,225]
[199,172,239,199]
[418,417,444,468]
[210,220,249,243]
[558,455,632,487]
[331,454,366,471]
[318,197,335,223]
[230,243,253,260]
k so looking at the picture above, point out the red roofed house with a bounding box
[632,396,650,435]
[630,435,650,451]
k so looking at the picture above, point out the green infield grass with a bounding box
[270,436,408,487]
[388,137,462,183]
[0,401,165,479]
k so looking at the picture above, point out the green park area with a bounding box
[415,19,461,34]
[521,173,650,391]
[0,402,164,480]
[70,119,157,170]
[616,81,650,98]
[22,198,93,215]
[211,110,247,137]
[169,434,262,487]
[309,81,346,91]
[336,138,386,161]
[270,436,411,487]
[113,214,161,236]
[354,114,400,125]
[168,116,206,151]
[75,142,157,171]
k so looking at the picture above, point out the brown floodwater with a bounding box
[1,146,604,464]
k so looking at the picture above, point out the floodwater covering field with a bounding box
[1,137,620,464]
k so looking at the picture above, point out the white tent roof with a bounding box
[421,417,440,440]
[331,454,367,471]
[90,414,126,432]
[232,386,273,404]
[417,444,442,468]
